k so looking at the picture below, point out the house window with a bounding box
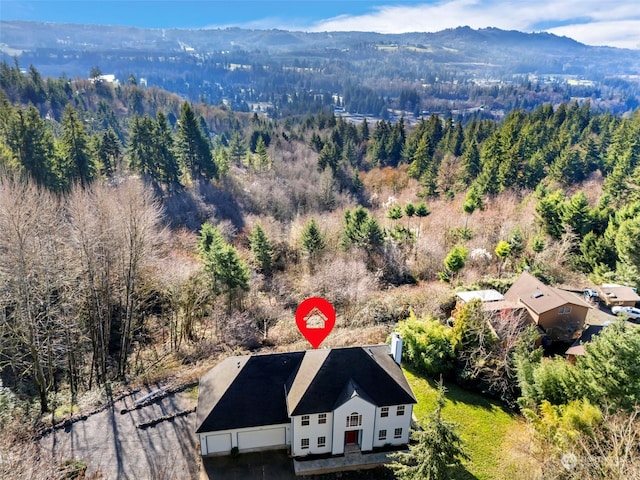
[318,413,327,424]
[301,415,310,426]
[346,412,362,427]
[559,306,572,314]
[378,429,387,441]
[394,428,402,439]
[396,405,405,416]
[317,436,326,448]
[381,407,389,417]
[301,438,309,450]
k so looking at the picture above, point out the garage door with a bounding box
[205,433,232,454]
[238,427,286,450]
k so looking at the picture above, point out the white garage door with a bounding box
[205,433,232,454]
[238,427,286,450]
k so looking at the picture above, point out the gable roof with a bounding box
[196,351,304,433]
[504,271,590,314]
[286,345,416,416]
[196,345,416,434]
[598,284,640,304]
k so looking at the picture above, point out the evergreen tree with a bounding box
[197,222,249,311]
[562,191,592,238]
[176,102,217,180]
[415,202,430,218]
[128,115,157,178]
[460,139,480,185]
[9,105,56,188]
[387,205,403,221]
[154,112,182,188]
[444,245,467,281]
[59,104,94,187]
[300,218,325,271]
[535,189,565,240]
[249,224,274,274]
[254,135,270,169]
[97,128,121,178]
[229,132,246,165]
[389,382,469,480]
[342,206,385,250]
[358,117,370,142]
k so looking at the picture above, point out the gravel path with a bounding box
[39,386,200,480]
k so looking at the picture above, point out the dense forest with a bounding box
[1,60,640,478]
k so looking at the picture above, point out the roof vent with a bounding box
[531,292,543,299]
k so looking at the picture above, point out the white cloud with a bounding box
[305,0,640,49]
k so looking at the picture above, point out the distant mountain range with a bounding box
[3,21,638,75]
[2,21,639,116]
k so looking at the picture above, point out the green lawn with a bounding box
[404,368,532,480]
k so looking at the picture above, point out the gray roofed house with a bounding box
[196,339,416,469]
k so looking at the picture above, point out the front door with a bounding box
[345,430,358,445]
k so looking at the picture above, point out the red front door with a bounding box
[345,430,357,445]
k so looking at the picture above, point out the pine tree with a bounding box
[154,112,182,188]
[254,135,270,169]
[10,105,56,188]
[301,218,325,259]
[197,222,249,311]
[97,128,121,178]
[176,102,217,180]
[249,224,274,274]
[59,104,94,187]
[388,382,469,480]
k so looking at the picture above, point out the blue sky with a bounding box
[2,1,639,49]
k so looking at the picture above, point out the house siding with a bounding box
[291,412,334,456]
[537,304,587,341]
[372,404,413,447]
[331,396,376,455]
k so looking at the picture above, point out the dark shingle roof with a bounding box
[196,351,304,433]
[196,345,416,433]
[286,345,416,416]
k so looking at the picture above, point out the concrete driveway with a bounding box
[39,387,200,480]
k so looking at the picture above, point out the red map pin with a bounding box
[295,297,336,349]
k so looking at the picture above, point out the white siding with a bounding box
[291,412,333,456]
[372,404,413,448]
[331,396,376,455]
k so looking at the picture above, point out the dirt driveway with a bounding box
[39,386,200,480]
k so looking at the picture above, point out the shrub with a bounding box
[396,312,455,376]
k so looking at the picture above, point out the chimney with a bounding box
[390,333,403,365]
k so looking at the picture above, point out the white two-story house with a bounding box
[195,334,416,459]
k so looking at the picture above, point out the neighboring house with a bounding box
[456,289,505,305]
[503,271,591,342]
[195,335,416,460]
[597,283,640,308]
